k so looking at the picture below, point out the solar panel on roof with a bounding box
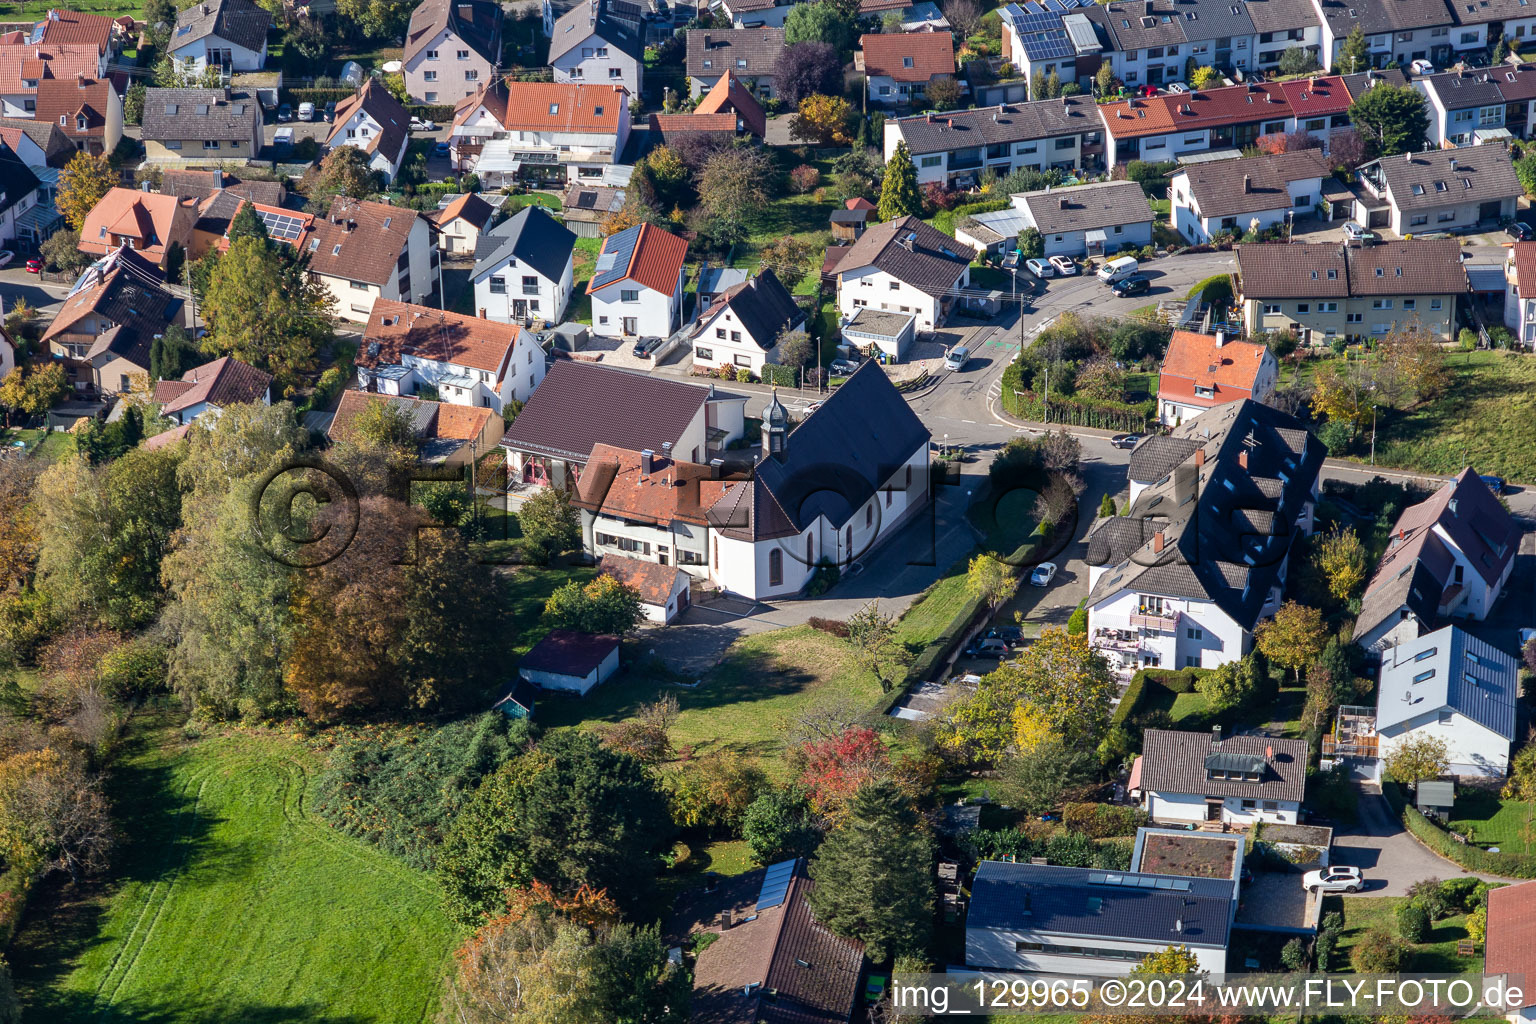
[1022,1,1044,11]
[756,859,796,912]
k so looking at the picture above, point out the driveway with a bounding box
[1329,786,1510,896]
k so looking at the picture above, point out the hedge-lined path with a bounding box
[1332,785,1514,897]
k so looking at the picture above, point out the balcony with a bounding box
[1322,705,1378,758]
[1130,610,1180,630]
[948,151,983,171]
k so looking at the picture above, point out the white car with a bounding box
[297,101,316,122]
[1025,257,1055,279]
[0,251,15,269]
[1342,220,1376,243]
[1302,866,1363,893]
[1410,58,1436,75]
[1029,562,1058,586]
[1048,255,1078,276]
[409,116,437,131]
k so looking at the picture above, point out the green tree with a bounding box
[698,146,774,245]
[307,146,380,204]
[149,323,199,382]
[1196,656,1259,714]
[1016,226,1044,258]
[1384,734,1449,791]
[200,234,332,389]
[56,151,116,231]
[806,782,932,961]
[227,200,270,246]
[998,739,1097,816]
[163,240,185,285]
[845,599,908,692]
[0,364,66,421]
[334,0,415,41]
[1098,493,1117,517]
[742,788,821,864]
[784,0,856,53]
[878,141,923,222]
[40,228,90,275]
[1255,600,1327,683]
[1095,62,1115,97]
[517,487,580,559]
[124,81,146,125]
[1312,527,1368,601]
[1349,83,1430,157]
[543,575,644,635]
[925,76,963,111]
[1278,46,1321,76]
[437,732,675,922]
[1337,25,1370,75]
[966,552,1017,612]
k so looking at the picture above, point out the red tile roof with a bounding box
[328,389,495,446]
[35,9,116,54]
[693,70,766,137]
[846,197,875,211]
[1277,75,1351,117]
[153,355,271,416]
[1486,880,1536,980]
[598,553,687,608]
[361,298,522,379]
[1102,81,1293,139]
[1158,330,1271,410]
[858,31,954,83]
[456,79,626,134]
[79,187,197,263]
[574,442,721,526]
[35,74,114,142]
[0,43,99,95]
[1512,241,1536,296]
[587,221,689,296]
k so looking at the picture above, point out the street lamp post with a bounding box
[1370,403,1378,466]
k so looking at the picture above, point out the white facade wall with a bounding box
[722,1,791,28]
[437,215,481,254]
[449,106,629,177]
[168,34,267,74]
[590,271,682,338]
[884,120,1088,186]
[585,514,711,575]
[331,108,405,182]
[1170,171,1326,244]
[551,35,643,99]
[1378,712,1510,778]
[1031,220,1151,257]
[839,264,966,332]
[520,647,619,694]
[1,92,33,118]
[691,305,779,374]
[474,251,575,324]
[405,28,499,104]
[1087,590,1251,673]
[1146,789,1300,825]
[967,926,1228,976]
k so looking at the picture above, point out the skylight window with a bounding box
[1413,669,1435,683]
[548,103,559,114]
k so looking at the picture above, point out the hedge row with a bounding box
[760,363,797,388]
[1108,666,1211,728]
[1385,781,1536,878]
[1003,388,1153,432]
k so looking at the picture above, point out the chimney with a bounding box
[1215,330,1226,347]
[1195,446,1205,467]
[479,307,487,319]
[1449,497,1458,516]
[1266,744,1275,763]
[1153,530,1165,553]
[1212,724,1222,749]
[1449,156,1457,171]
[710,457,725,479]
[1238,450,1248,469]
[1059,197,1068,209]
[1062,94,1069,108]
[1242,174,1251,193]
[640,449,654,477]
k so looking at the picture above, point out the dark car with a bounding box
[1111,433,1144,450]
[1481,474,1507,495]
[1111,274,1150,297]
[276,103,293,123]
[632,336,663,358]
[964,638,1010,659]
[323,100,337,123]
[989,625,1025,649]
[1509,221,1535,241]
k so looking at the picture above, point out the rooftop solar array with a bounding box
[255,208,308,242]
[756,858,795,912]
[1088,871,1193,892]
[591,225,639,290]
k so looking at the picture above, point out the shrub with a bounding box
[1314,931,1335,971]
[1350,929,1405,973]
[1098,494,1116,517]
[808,616,850,638]
[1280,937,1307,971]
[1439,876,1481,913]
[1060,802,1146,838]
[790,164,821,193]
[1317,420,1353,456]
[1185,274,1233,306]
[97,636,170,702]
[1396,900,1429,942]
[1467,904,1487,942]
[1067,604,1087,635]
[804,559,840,597]
[1458,327,1478,351]
[1405,877,1450,919]
[1042,832,1096,866]
[735,367,752,383]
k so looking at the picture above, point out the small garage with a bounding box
[518,629,621,696]
[843,308,916,362]
[598,554,691,624]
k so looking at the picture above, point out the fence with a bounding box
[1003,388,1154,432]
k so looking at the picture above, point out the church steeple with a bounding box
[763,387,788,459]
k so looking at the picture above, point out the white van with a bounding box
[1097,256,1140,283]
[944,345,969,371]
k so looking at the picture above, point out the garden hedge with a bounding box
[1385,781,1536,878]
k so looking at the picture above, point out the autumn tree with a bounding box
[306,145,380,204]
[1255,600,1327,683]
[1384,734,1450,791]
[845,600,909,692]
[0,363,66,424]
[1374,321,1449,407]
[1310,361,1370,434]
[543,574,644,635]
[1312,527,1368,601]
[774,41,842,105]
[879,140,923,221]
[925,76,964,111]
[1195,655,1259,714]
[966,552,1017,612]
[629,144,692,212]
[1133,945,1203,976]
[1256,129,1323,155]
[665,751,768,829]
[697,146,774,246]
[0,747,113,880]
[56,151,115,231]
[0,459,40,593]
[790,93,856,146]
[807,781,933,961]
[943,0,982,38]
[759,235,819,284]
[1328,127,1369,169]
[796,726,892,818]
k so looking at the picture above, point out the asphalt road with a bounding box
[1331,787,1512,896]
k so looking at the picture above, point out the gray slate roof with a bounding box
[1424,67,1506,109]
[1140,728,1308,804]
[171,0,271,54]
[1242,0,1321,34]
[1176,148,1331,220]
[685,28,784,78]
[697,269,804,351]
[1126,434,1202,483]
[549,0,644,63]
[969,861,1235,948]
[472,205,577,284]
[843,307,914,340]
[141,87,260,142]
[836,214,974,298]
[501,359,712,461]
[1019,180,1153,236]
[1313,0,1455,37]
[1370,146,1523,212]
[890,95,1100,155]
[1377,625,1518,741]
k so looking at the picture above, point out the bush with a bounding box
[1280,937,1307,971]
[97,637,170,702]
[1314,931,1335,972]
[735,367,752,383]
[1186,274,1233,307]
[804,558,840,597]
[1317,420,1353,456]
[1439,876,1481,913]
[1061,802,1146,838]
[760,363,798,388]
[1396,900,1429,942]
[808,616,850,638]
[1067,604,1087,635]
[1350,929,1405,973]
[1458,327,1478,351]
[1405,877,1450,919]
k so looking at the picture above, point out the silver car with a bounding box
[1025,257,1055,279]
[1302,866,1362,893]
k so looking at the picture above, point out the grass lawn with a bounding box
[894,558,973,650]
[1327,896,1482,973]
[968,487,1041,563]
[0,427,75,461]
[11,717,458,1023]
[1141,684,1307,736]
[503,192,562,212]
[1447,788,1536,852]
[568,235,602,324]
[503,565,596,655]
[536,625,887,770]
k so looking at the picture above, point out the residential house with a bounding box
[1505,241,1536,345]
[447,80,630,185]
[1352,468,1520,653]
[190,193,311,257]
[517,629,620,694]
[680,859,864,1023]
[1453,0,1536,56]
[0,44,102,119]
[1309,0,1461,71]
[1099,81,1295,167]
[1374,625,1517,778]
[28,9,117,58]
[157,167,287,205]
[548,0,644,99]
[997,2,1103,96]
[1089,0,1259,85]
[430,191,495,254]
[899,0,949,30]
[1133,728,1308,826]
[464,202,573,324]
[588,221,687,339]
[502,358,747,490]
[1495,61,1536,141]
[403,0,503,104]
[1277,74,1353,145]
[598,553,690,623]
[715,0,794,29]
[1354,147,1522,235]
[1247,0,1324,71]
[966,856,1237,975]
[1156,329,1278,427]
[0,115,72,167]
[1485,881,1536,1024]
[857,31,955,109]
[1169,148,1335,244]
[77,187,198,268]
[843,307,915,362]
[1085,399,1324,676]
[685,28,782,98]
[41,246,182,396]
[327,389,504,466]
[304,197,437,321]
[1010,179,1153,257]
[153,354,272,425]
[574,362,930,599]
[34,73,120,155]
[884,96,1105,188]
[836,215,976,332]
[1417,67,1512,147]
[691,69,765,137]
[327,79,411,183]
[0,140,43,248]
[140,86,262,163]
[1236,239,1468,343]
[645,111,739,146]
[356,298,545,412]
[167,0,271,75]
[690,269,804,375]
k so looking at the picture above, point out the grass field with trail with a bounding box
[11,717,458,1023]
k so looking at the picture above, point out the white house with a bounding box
[588,221,687,339]
[1352,468,1520,654]
[326,79,411,184]
[430,192,495,255]
[518,628,620,695]
[471,204,576,326]
[152,355,272,425]
[548,0,644,99]
[448,80,630,185]
[1011,179,1153,258]
[882,96,1105,188]
[1134,729,1307,827]
[1354,147,1522,237]
[305,198,438,322]
[1169,148,1332,244]
[356,298,546,413]
[1506,241,1536,347]
[966,858,1236,976]
[1156,329,1278,428]
[167,0,271,75]
[1086,400,1324,679]
[690,269,804,375]
[403,0,503,104]
[1374,626,1517,778]
[836,215,975,333]
[598,554,691,623]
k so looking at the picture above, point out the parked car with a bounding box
[1111,433,1144,450]
[944,345,969,371]
[434,140,451,157]
[631,336,663,358]
[1111,274,1150,297]
[830,358,860,375]
[1096,255,1140,283]
[1481,474,1507,495]
[1048,255,1078,276]
[1025,257,1055,279]
[1509,221,1535,241]
[409,116,438,132]
[297,101,316,122]
[24,258,41,274]
[1302,866,1362,893]
[965,637,1011,659]
[1029,561,1058,586]
[1001,250,1020,271]
[0,251,15,269]
[1342,220,1377,244]
[1410,58,1436,75]
[323,100,337,123]
[989,625,1025,649]
[276,103,293,123]
[1167,81,1190,93]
